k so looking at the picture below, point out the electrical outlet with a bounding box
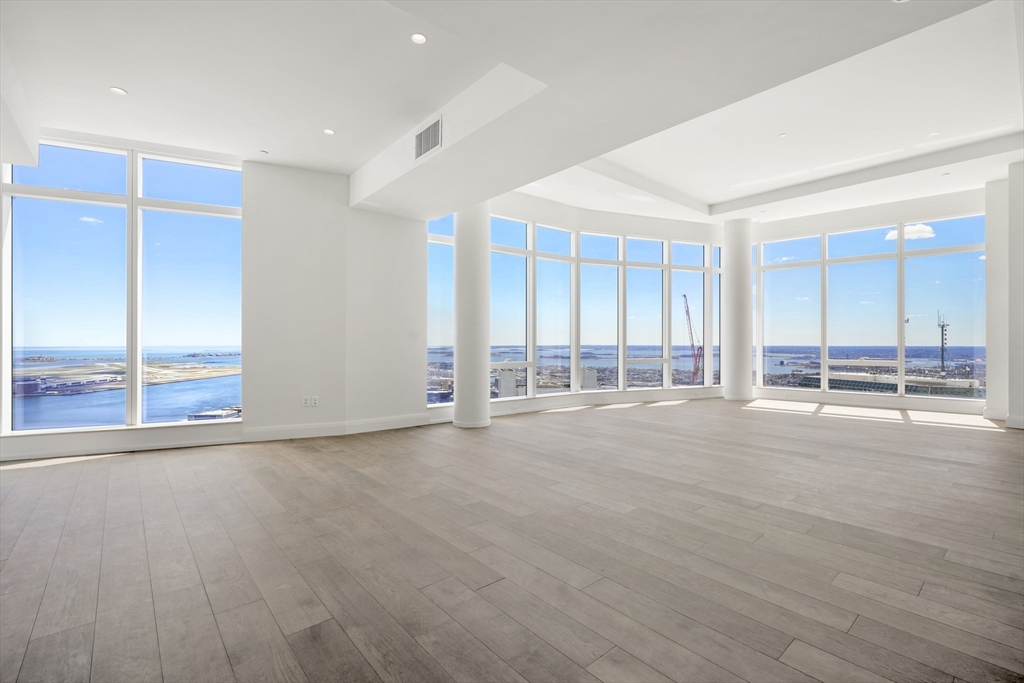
[311,396,319,407]
[302,396,310,407]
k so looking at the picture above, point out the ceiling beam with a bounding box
[710,132,1024,216]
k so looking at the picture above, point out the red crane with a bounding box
[682,294,703,385]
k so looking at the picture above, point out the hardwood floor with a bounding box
[1,398,1021,683]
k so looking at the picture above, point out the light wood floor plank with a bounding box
[0,399,1020,683]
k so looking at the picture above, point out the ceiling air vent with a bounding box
[415,118,442,159]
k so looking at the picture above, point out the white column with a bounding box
[984,179,1009,422]
[722,219,753,400]
[1007,162,1023,429]
[453,201,491,428]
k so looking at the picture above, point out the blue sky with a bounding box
[13,145,242,348]
[762,217,985,347]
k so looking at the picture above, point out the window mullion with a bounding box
[897,222,906,396]
[126,151,141,426]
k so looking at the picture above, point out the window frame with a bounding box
[482,218,718,400]
[1,140,242,434]
[754,214,985,400]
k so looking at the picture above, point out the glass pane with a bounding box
[752,244,757,268]
[141,211,241,423]
[712,246,721,268]
[828,226,897,259]
[904,251,985,398]
[826,365,898,394]
[12,198,127,429]
[537,259,570,394]
[537,226,571,255]
[904,215,984,251]
[671,270,703,386]
[763,266,820,389]
[580,233,619,260]
[827,259,896,393]
[752,275,757,387]
[427,243,455,404]
[428,214,454,237]
[491,367,527,399]
[627,364,663,389]
[763,236,821,265]
[580,264,618,390]
[827,260,897,362]
[712,273,721,384]
[491,217,527,249]
[672,242,704,267]
[491,252,527,363]
[627,268,662,358]
[142,158,241,207]
[627,238,663,264]
[13,144,126,195]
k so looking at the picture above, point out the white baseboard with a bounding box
[344,414,431,435]
[1007,415,1024,430]
[983,407,1008,421]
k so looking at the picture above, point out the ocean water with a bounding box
[13,375,242,430]
[12,346,241,430]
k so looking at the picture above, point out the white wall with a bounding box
[243,161,429,440]
[344,207,427,432]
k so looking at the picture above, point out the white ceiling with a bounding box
[523,0,1023,222]
[0,0,985,221]
[0,0,498,174]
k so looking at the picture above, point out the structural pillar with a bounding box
[984,179,1009,422]
[1007,162,1023,429]
[453,201,491,428]
[722,218,753,400]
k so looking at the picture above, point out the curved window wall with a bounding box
[426,215,720,403]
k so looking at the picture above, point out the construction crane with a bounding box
[682,294,703,385]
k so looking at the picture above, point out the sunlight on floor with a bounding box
[819,405,903,422]
[0,452,124,470]
[541,405,592,413]
[741,399,1004,431]
[648,400,689,407]
[595,403,642,410]
[743,399,819,414]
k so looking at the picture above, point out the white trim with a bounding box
[1006,415,1024,430]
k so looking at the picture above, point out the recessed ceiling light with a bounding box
[760,210,767,213]
[941,172,951,176]
[928,132,939,136]
[778,133,787,138]
[892,0,910,4]
[324,129,335,135]
[411,33,427,44]
[259,150,269,155]
[109,86,128,95]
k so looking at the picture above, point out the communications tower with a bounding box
[937,311,949,372]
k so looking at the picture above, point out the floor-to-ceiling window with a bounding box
[756,214,985,400]
[425,216,718,405]
[427,215,455,404]
[490,217,530,398]
[4,143,242,431]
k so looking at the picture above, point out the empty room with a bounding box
[1,1,1022,682]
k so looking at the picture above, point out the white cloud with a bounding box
[903,223,936,240]
[796,296,810,301]
[771,256,797,264]
[978,254,986,260]
[79,217,103,224]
